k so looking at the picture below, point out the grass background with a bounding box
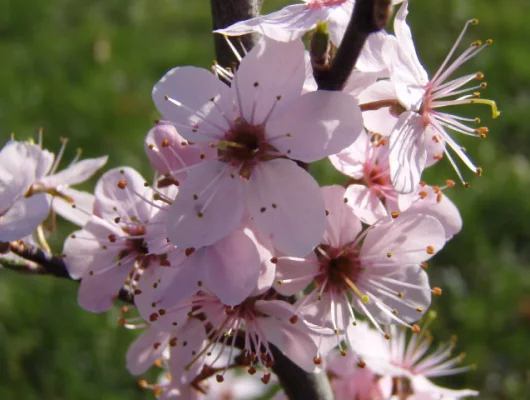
[0,0,529,398]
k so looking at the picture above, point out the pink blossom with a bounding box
[63,167,171,312]
[372,0,499,192]
[153,38,362,256]
[274,185,446,350]
[349,322,479,399]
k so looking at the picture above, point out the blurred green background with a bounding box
[0,0,529,399]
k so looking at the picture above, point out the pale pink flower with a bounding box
[373,0,499,193]
[63,167,171,312]
[274,185,446,350]
[215,0,355,46]
[153,38,362,256]
[0,141,51,241]
[135,285,321,375]
[349,322,479,399]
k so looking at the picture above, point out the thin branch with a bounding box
[317,0,392,90]
[209,0,264,69]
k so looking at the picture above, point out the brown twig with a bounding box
[317,0,392,90]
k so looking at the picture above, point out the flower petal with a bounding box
[165,161,245,249]
[40,155,107,188]
[233,38,305,124]
[0,194,51,241]
[126,327,170,375]
[52,188,95,227]
[359,80,398,136]
[322,185,363,248]
[344,184,388,225]
[388,111,427,194]
[268,90,362,163]
[247,159,325,257]
[152,66,233,142]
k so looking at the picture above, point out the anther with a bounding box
[261,374,271,384]
[343,197,348,203]
[108,234,117,243]
[471,18,479,25]
[426,246,435,255]
[313,356,322,365]
[185,247,195,256]
[117,180,127,189]
[475,72,484,80]
[432,287,443,296]
[480,82,488,88]
[384,333,391,340]
[464,182,471,188]
[391,211,399,218]
[357,360,366,368]
[197,211,204,218]
[387,252,392,258]
[216,374,224,383]
[486,39,493,45]
[476,167,483,176]
[149,313,158,322]
[419,191,428,199]
[289,315,298,324]
[270,257,278,264]
[161,139,170,148]
[411,324,421,334]
[416,307,424,313]
[248,366,257,375]
[446,180,456,187]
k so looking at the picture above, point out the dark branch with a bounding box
[209,0,264,69]
[317,0,392,90]
[270,343,335,400]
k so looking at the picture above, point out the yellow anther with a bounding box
[432,287,443,296]
[391,211,399,218]
[486,39,493,45]
[476,167,483,176]
[480,82,488,88]
[475,118,481,124]
[473,92,481,98]
[426,245,435,255]
[471,18,479,25]
[411,324,421,334]
[475,72,484,80]
[471,40,482,47]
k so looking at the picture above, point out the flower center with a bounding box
[316,245,363,292]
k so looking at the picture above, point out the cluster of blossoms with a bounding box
[0,0,499,399]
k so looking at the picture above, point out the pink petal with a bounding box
[254,299,298,322]
[321,185,362,248]
[258,317,319,372]
[411,375,479,398]
[202,228,262,306]
[168,319,208,380]
[393,1,429,84]
[39,155,107,187]
[361,213,446,265]
[165,161,245,249]
[152,66,233,142]
[126,327,170,375]
[355,31,390,73]
[326,2,355,46]
[77,261,131,312]
[233,38,305,124]
[344,184,388,225]
[388,111,427,194]
[329,130,369,179]
[268,91,362,163]
[52,188,95,226]
[144,122,216,181]
[246,159,325,257]
[0,193,51,241]
[359,80,398,136]
[215,5,324,42]
[274,252,319,296]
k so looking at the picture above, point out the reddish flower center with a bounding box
[316,245,362,292]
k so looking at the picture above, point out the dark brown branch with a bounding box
[209,0,264,69]
[317,0,392,90]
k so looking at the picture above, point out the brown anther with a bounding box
[421,262,428,270]
[433,154,443,161]
[248,366,257,375]
[261,374,271,384]
[436,193,443,203]
[121,306,129,314]
[149,313,158,322]
[152,282,158,289]
[134,289,142,295]
[432,287,443,296]
[419,191,428,199]
[154,359,163,368]
[419,180,426,187]
[433,186,440,193]
[358,360,366,368]
[118,317,126,325]
[193,194,198,200]
[197,211,204,218]
[153,342,161,350]
[158,309,166,316]
[397,291,404,298]
[432,135,440,143]
[117,180,127,189]
[416,307,424,313]
[108,234,117,243]
[160,259,171,267]
[325,209,329,216]
[148,144,154,150]
[384,333,391,340]
[185,247,195,257]
[476,167,483,176]
[386,252,392,258]
[169,337,177,347]
[313,356,322,365]
[200,153,206,159]
[426,245,435,255]
[270,257,278,264]
[464,182,471,188]
[446,179,455,188]
[138,379,148,388]
[411,324,421,334]
[392,309,398,315]
[260,207,266,213]
[480,82,488,88]
[164,94,169,100]
[340,349,347,356]
[343,197,348,203]
[197,280,203,287]
[216,374,224,383]
[161,139,170,148]
[475,72,484,80]
[114,217,121,223]
[289,315,299,324]
[391,211,399,218]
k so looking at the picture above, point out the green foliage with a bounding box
[0,0,529,398]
